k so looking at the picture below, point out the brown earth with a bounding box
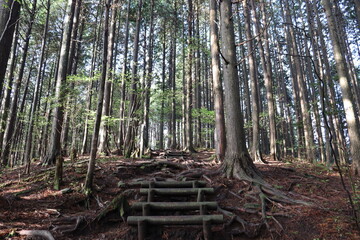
[0,151,359,240]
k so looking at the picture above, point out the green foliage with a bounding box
[192,108,215,125]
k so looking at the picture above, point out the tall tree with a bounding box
[185,0,196,152]
[24,0,51,174]
[253,0,278,161]
[322,0,360,174]
[0,0,20,100]
[1,0,37,166]
[123,0,143,157]
[118,0,131,151]
[243,0,262,163]
[220,0,261,180]
[84,0,111,193]
[98,0,118,155]
[282,0,315,161]
[209,0,225,161]
[140,0,155,155]
[43,0,76,165]
[169,0,178,149]
[0,22,19,158]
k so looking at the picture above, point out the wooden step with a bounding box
[131,201,218,211]
[129,180,207,188]
[127,215,223,225]
[140,188,214,196]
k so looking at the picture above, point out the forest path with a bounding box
[127,179,223,240]
[0,151,359,239]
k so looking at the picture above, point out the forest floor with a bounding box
[0,150,359,240]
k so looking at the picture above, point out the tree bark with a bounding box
[282,0,315,161]
[0,22,18,158]
[322,0,360,174]
[243,0,262,163]
[43,0,76,165]
[81,3,102,155]
[84,0,111,193]
[123,0,143,157]
[140,0,155,155]
[118,0,131,152]
[98,0,118,155]
[2,0,36,166]
[184,0,195,152]
[0,0,20,100]
[169,1,177,149]
[24,0,51,174]
[220,0,261,180]
[209,0,225,161]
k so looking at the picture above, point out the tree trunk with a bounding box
[322,0,360,174]
[0,0,20,100]
[61,0,83,156]
[43,0,76,165]
[84,0,111,193]
[81,3,102,155]
[184,0,195,152]
[257,0,277,161]
[123,0,143,157]
[195,0,202,147]
[2,0,37,166]
[209,0,225,161]
[243,0,262,163]
[0,22,18,158]
[98,0,118,155]
[118,0,131,152]
[159,22,166,150]
[24,0,51,174]
[220,0,261,181]
[140,0,155,155]
[282,0,315,161]
[169,1,177,149]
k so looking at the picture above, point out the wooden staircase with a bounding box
[127,180,223,240]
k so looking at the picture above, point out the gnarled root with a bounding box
[52,216,88,234]
[95,189,136,223]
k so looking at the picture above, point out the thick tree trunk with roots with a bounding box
[219,0,261,181]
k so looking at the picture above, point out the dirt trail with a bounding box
[0,151,359,239]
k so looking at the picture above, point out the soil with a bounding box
[0,151,359,240]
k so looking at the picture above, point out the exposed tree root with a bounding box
[176,167,221,180]
[51,190,136,236]
[18,230,55,240]
[177,164,313,207]
[118,160,187,171]
[175,162,313,238]
[95,189,136,222]
[218,207,265,238]
[52,216,88,234]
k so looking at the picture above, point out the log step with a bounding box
[131,201,218,210]
[140,188,214,195]
[129,180,207,188]
[127,215,223,225]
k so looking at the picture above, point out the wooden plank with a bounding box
[139,188,214,196]
[131,201,217,210]
[129,180,207,188]
[127,215,223,225]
